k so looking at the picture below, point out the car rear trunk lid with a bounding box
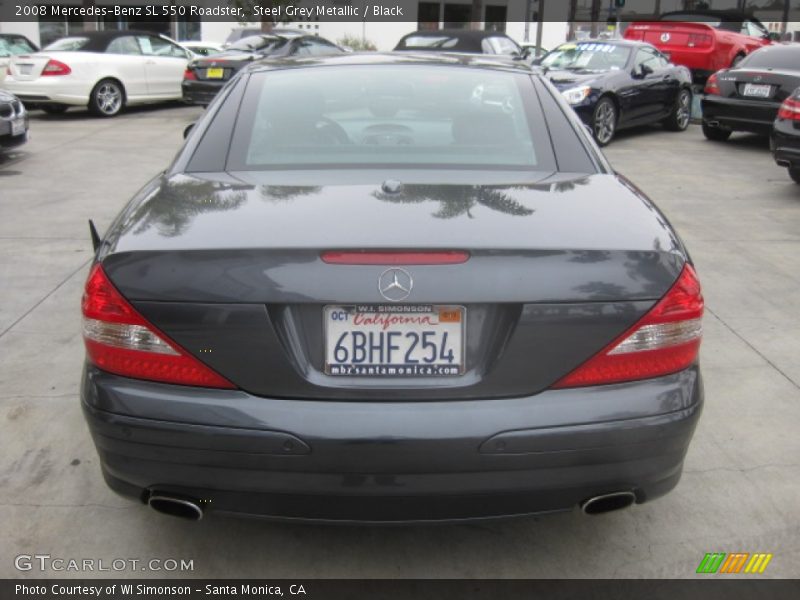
[99,172,686,400]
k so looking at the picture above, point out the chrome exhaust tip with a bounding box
[580,491,636,515]
[147,493,203,521]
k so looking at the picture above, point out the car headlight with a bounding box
[561,86,591,105]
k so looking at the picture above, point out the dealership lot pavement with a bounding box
[1,105,798,579]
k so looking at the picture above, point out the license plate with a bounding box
[205,67,224,79]
[18,64,32,75]
[11,118,24,136]
[324,305,465,377]
[743,83,771,98]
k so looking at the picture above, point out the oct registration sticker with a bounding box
[324,305,465,377]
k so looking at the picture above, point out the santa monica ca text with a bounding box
[16,583,306,596]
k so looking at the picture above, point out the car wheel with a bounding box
[592,97,617,146]
[41,104,69,115]
[789,168,800,184]
[89,79,124,117]
[702,121,731,142]
[664,88,692,131]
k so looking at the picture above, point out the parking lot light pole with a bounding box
[536,0,545,54]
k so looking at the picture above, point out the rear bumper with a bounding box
[2,77,90,106]
[771,120,800,168]
[81,365,703,522]
[182,80,223,105]
[702,96,780,135]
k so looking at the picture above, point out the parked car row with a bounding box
[699,43,800,183]
[3,19,800,185]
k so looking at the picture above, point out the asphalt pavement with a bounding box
[0,104,798,579]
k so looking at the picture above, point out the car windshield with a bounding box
[44,37,90,52]
[541,43,630,72]
[228,35,283,52]
[739,46,800,70]
[0,36,35,57]
[230,65,544,170]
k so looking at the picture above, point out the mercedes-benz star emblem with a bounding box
[378,268,413,302]
[661,33,671,43]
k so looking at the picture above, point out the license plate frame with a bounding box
[324,304,466,378]
[205,67,224,79]
[18,64,32,75]
[10,118,24,137]
[743,83,771,98]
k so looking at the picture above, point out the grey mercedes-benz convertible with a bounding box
[80,53,703,523]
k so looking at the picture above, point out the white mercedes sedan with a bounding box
[1,30,190,117]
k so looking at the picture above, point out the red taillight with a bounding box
[321,251,470,265]
[777,96,800,120]
[41,59,71,76]
[704,72,721,95]
[553,264,703,389]
[183,68,197,81]
[81,264,235,389]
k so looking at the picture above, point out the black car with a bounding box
[81,53,704,523]
[182,33,344,105]
[702,44,800,142]
[539,40,693,146]
[771,87,800,183]
[394,29,523,57]
[0,90,28,151]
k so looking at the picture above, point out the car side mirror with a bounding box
[183,123,195,139]
[530,55,544,66]
[634,64,653,78]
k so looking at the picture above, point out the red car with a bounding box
[624,10,774,82]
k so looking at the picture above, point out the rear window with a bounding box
[0,36,35,57]
[228,65,553,171]
[228,35,282,52]
[44,37,90,52]
[739,46,800,70]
